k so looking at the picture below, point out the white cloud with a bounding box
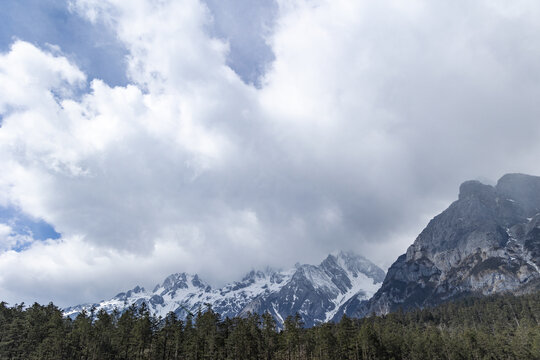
[0,223,33,252]
[0,233,269,306]
[2,0,540,306]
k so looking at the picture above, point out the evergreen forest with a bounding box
[0,291,539,359]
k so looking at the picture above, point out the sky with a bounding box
[1,0,540,307]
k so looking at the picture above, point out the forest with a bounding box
[0,291,539,360]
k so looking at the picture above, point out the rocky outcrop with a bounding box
[351,173,540,317]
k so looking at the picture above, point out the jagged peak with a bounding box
[331,249,358,258]
[496,173,540,215]
[240,267,280,282]
[131,285,145,293]
[191,274,208,288]
[458,180,496,201]
[114,285,147,300]
[334,250,371,264]
[323,250,385,283]
[154,272,209,294]
[457,174,540,205]
[496,173,540,189]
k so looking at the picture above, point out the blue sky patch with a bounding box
[204,0,277,87]
[0,0,128,87]
[0,205,61,245]
[0,0,277,88]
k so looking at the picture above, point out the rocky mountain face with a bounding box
[240,251,385,326]
[349,173,540,317]
[64,251,384,327]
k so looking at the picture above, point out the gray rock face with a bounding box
[240,252,385,327]
[64,251,385,328]
[354,173,540,317]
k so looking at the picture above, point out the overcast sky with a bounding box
[1,0,540,307]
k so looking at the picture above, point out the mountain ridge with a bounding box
[346,173,540,317]
[64,251,385,327]
[64,173,540,325]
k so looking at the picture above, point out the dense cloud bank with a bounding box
[1,0,540,306]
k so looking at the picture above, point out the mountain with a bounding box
[346,173,540,317]
[240,251,385,326]
[64,251,385,327]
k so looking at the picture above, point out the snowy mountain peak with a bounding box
[331,251,386,283]
[239,253,385,326]
[65,251,385,328]
[152,272,210,296]
[113,285,147,301]
[240,269,274,283]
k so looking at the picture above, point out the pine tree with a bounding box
[261,312,277,360]
[282,313,304,360]
[70,309,93,360]
[195,305,220,359]
[133,302,153,359]
[116,305,137,359]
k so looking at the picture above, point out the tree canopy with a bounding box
[0,291,539,359]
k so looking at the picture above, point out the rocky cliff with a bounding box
[349,173,540,317]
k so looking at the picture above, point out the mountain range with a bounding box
[65,173,540,326]
[64,251,385,327]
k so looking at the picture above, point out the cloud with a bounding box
[2,0,540,306]
[0,0,128,87]
[0,223,33,252]
[203,0,278,86]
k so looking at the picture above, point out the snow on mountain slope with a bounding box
[64,251,385,327]
[324,254,383,322]
[238,251,385,327]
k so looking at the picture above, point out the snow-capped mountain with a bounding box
[64,251,385,327]
[240,251,384,326]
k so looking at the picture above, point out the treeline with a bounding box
[0,292,539,360]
